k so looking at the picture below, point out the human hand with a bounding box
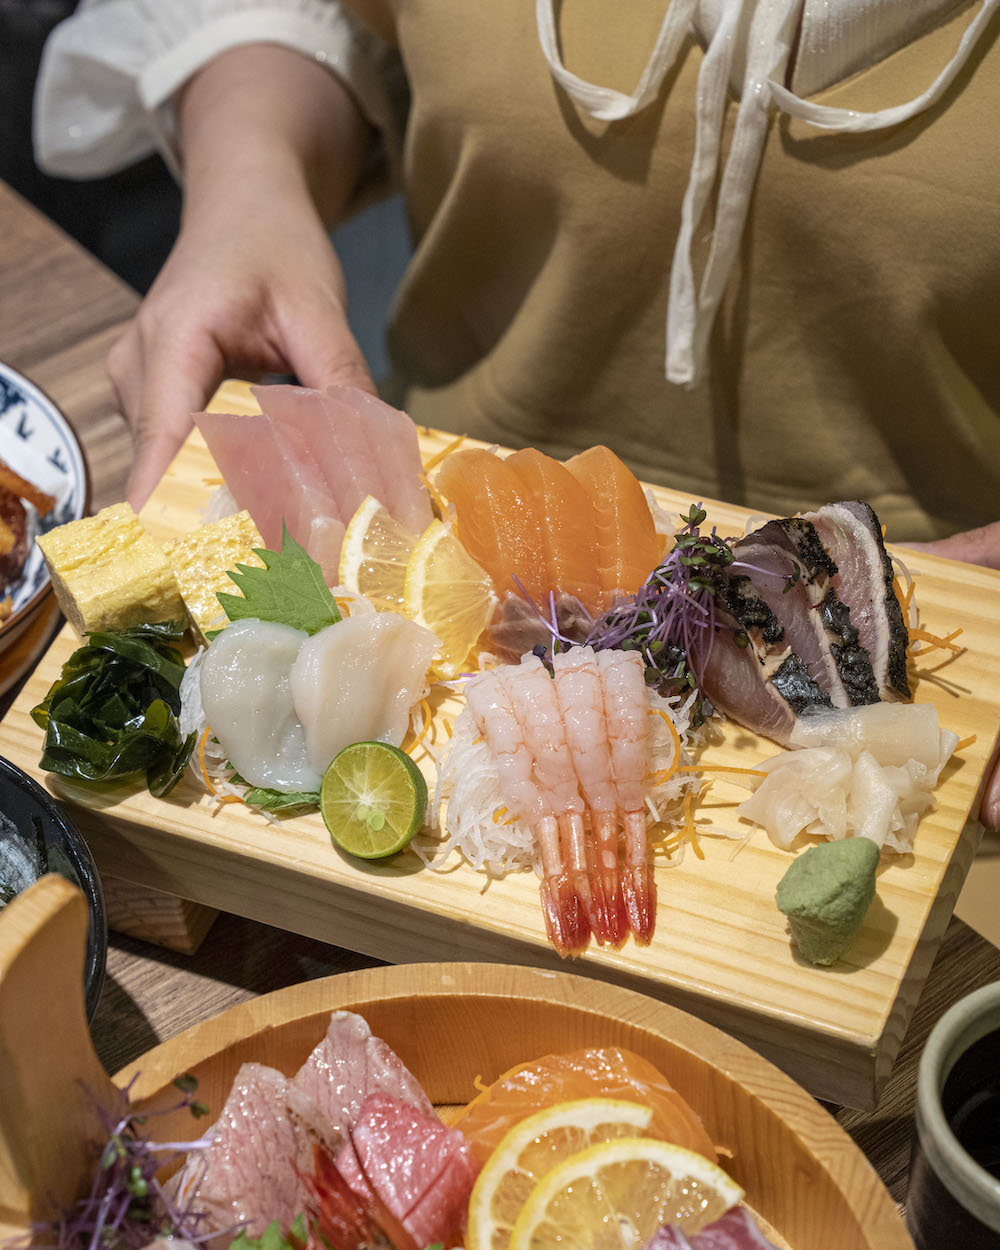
[903,520,1000,571]
[903,521,1000,831]
[110,186,374,509]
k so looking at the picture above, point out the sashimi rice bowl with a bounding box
[30,382,974,965]
[14,954,908,1250]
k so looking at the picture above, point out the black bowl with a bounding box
[0,755,106,1017]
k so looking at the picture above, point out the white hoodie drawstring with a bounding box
[536,0,1000,387]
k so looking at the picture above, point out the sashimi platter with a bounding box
[2,378,999,1108]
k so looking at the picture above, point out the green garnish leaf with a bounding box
[230,1214,307,1250]
[241,785,321,813]
[172,1074,198,1094]
[217,526,341,636]
[31,621,195,796]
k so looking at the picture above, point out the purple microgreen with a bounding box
[24,1075,222,1250]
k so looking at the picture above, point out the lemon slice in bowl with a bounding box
[339,495,419,612]
[403,518,497,679]
[467,1098,655,1250]
[320,742,428,859]
[509,1138,743,1250]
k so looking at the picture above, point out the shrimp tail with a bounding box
[622,808,656,945]
[622,865,656,945]
[540,873,591,956]
[590,869,629,949]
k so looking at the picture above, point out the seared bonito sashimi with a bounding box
[195,384,432,585]
[701,502,911,746]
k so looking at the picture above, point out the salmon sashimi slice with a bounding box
[435,448,546,602]
[504,447,603,615]
[452,1047,717,1165]
[566,444,662,604]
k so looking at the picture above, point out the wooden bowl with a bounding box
[0,876,912,1249]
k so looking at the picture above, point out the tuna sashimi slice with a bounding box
[642,1206,781,1249]
[565,444,662,607]
[179,1062,338,1238]
[330,1093,479,1250]
[292,1011,434,1135]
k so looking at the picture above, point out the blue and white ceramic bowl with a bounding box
[0,362,89,643]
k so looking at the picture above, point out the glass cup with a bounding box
[907,981,1000,1248]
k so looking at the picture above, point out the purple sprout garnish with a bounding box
[26,1074,220,1250]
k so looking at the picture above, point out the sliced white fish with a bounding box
[200,619,321,793]
[290,612,439,776]
[790,702,958,779]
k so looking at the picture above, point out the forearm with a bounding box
[177,43,373,228]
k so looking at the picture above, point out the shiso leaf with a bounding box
[217,525,341,636]
[31,620,195,796]
[241,785,322,813]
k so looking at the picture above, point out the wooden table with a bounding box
[2,176,999,1212]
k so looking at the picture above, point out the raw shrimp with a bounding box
[464,665,590,955]
[552,648,629,948]
[596,649,656,944]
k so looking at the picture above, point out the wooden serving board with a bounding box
[2,380,999,1110]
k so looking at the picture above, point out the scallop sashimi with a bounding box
[290,612,439,775]
[199,618,321,793]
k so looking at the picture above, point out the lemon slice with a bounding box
[320,742,427,858]
[339,495,419,612]
[403,518,497,679]
[509,1138,743,1250]
[467,1099,655,1250]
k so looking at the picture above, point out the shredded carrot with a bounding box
[492,806,509,824]
[955,735,977,752]
[908,627,964,654]
[407,699,434,754]
[682,788,705,860]
[676,764,767,777]
[473,733,483,745]
[202,475,225,486]
[651,707,682,780]
[422,432,468,472]
[420,473,450,518]
[198,727,218,796]
[215,794,247,806]
[335,598,353,617]
[473,1073,490,1094]
[444,720,454,739]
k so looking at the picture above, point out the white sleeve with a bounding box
[33,0,405,185]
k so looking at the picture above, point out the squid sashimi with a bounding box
[196,384,432,584]
[738,704,959,851]
[566,444,662,605]
[290,613,439,775]
[199,619,321,792]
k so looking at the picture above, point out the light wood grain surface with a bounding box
[2,176,999,1219]
[3,395,998,1108]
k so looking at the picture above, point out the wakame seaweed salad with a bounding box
[31,620,195,796]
